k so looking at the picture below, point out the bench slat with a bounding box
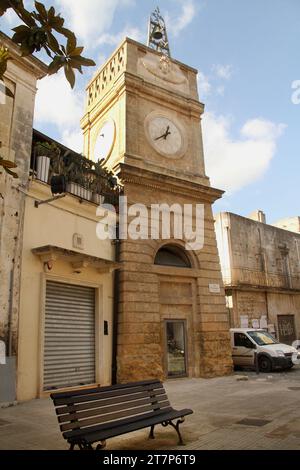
[63,407,173,439]
[58,395,170,424]
[53,382,163,406]
[60,401,171,431]
[63,407,192,441]
[51,379,160,400]
[83,409,193,444]
[56,389,166,416]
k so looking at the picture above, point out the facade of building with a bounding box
[215,211,300,344]
[2,31,234,403]
[17,173,118,401]
[81,38,233,381]
[0,32,47,402]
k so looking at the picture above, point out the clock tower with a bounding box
[81,13,233,382]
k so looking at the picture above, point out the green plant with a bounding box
[0,1,96,88]
[35,141,59,158]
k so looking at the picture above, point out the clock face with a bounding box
[93,119,115,162]
[146,115,184,157]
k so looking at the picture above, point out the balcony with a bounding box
[30,129,122,206]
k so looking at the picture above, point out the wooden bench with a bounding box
[50,379,193,450]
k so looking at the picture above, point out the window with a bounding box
[247,330,278,346]
[234,333,254,349]
[165,321,187,377]
[154,245,191,268]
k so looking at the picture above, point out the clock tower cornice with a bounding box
[118,162,223,204]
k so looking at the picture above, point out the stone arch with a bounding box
[153,241,199,269]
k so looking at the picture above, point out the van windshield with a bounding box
[247,331,278,345]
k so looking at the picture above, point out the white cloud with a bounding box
[212,64,234,80]
[34,71,84,129]
[97,26,144,47]
[202,113,286,193]
[197,71,211,98]
[55,0,135,47]
[62,129,84,153]
[166,0,197,37]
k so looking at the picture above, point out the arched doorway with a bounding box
[154,244,192,268]
[154,244,192,378]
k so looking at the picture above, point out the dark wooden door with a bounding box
[277,315,296,345]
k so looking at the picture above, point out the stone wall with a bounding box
[0,33,46,399]
[116,165,233,382]
[215,212,300,341]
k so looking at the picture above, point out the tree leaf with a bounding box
[46,31,60,54]
[69,46,84,57]
[0,1,11,17]
[48,55,64,75]
[0,158,17,169]
[69,56,96,67]
[66,33,77,55]
[56,26,75,39]
[34,1,47,20]
[5,167,18,178]
[17,5,37,27]
[48,6,55,19]
[64,63,75,88]
[69,60,83,74]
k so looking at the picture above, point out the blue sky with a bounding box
[1,0,300,223]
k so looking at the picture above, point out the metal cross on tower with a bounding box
[147,7,171,57]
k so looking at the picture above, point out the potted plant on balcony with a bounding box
[91,159,106,205]
[64,152,93,201]
[49,147,67,194]
[34,142,59,183]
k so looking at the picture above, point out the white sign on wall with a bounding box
[0,341,6,365]
[252,319,260,329]
[240,315,249,328]
[260,315,268,329]
[209,283,221,294]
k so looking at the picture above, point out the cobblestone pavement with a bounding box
[0,367,300,450]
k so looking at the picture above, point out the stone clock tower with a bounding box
[81,26,233,381]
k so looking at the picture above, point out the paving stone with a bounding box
[0,367,299,450]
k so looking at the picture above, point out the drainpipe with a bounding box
[7,269,14,357]
[111,223,120,385]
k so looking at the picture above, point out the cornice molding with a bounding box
[118,163,224,203]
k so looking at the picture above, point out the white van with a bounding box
[230,328,300,372]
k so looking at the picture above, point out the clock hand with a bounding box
[155,133,167,141]
[163,125,171,140]
[155,126,172,141]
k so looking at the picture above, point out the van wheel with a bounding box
[258,356,272,373]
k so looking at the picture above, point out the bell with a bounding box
[152,25,163,40]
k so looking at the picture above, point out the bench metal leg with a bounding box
[69,443,75,451]
[96,440,107,450]
[162,417,186,446]
[148,425,155,439]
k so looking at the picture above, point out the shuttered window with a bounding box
[43,281,96,390]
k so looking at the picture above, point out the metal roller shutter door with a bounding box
[44,281,96,390]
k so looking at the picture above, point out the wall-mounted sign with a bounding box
[260,315,268,329]
[209,283,221,294]
[240,315,249,328]
[252,319,260,329]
